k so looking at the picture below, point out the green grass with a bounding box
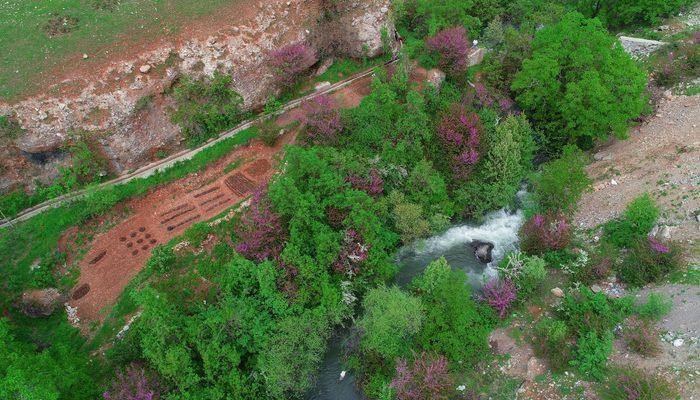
[0,0,239,100]
[315,58,378,84]
[0,126,257,309]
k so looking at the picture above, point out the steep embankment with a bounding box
[0,0,395,193]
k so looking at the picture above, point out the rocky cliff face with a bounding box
[0,0,395,193]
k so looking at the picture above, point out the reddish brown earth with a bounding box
[66,68,394,326]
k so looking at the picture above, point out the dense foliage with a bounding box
[512,12,647,152]
[569,0,694,29]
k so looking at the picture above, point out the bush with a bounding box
[269,43,317,88]
[413,258,493,364]
[623,316,661,357]
[425,27,470,76]
[571,243,617,285]
[598,366,679,400]
[497,252,547,300]
[512,12,647,152]
[530,144,591,217]
[636,293,672,321]
[170,72,245,146]
[301,94,343,145]
[0,114,24,140]
[357,286,424,362]
[571,330,613,381]
[571,0,694,29]
[388,191,431,243]
[103,364,162,400]
[604,194,659,248]
[389,352,453,400]
[234,189,288,263]
[479,278,517,318]
[617,237,683,287]
[332,229,370,276]
[435,104,482,180]
[560,287,633,335]
[519,213,571,255]
[533,317,575,372]
[257,118,280,147]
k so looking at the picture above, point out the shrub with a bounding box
[598,366,679,400]
[571,243,617,285]
[388,191,431,243]
[623,316,661,357]
[0,114,24,140]
[479,278,517,318]
[533,317,574,372]
[560,287,633,335]
[436,104,482,180]
[617,237,683,287]
[170,72,245,146]
[257,118,280,147]
[103,364,162,400]
[636,293,672,321]
[357,286,424,361]
[498,252,547,300]
[571,330,613,381]
[234,189,288,263]
[332,229,370,276]
[347,169,384,197]
[389,352,453,400]
[530,144,591,216]
[519,213,571,255]
[425,27,470,76]
[413,258,493,364]
[604,194,659,248]
[269,43,317,88]
[572,0,694,29]
[300,95,343,144]
[512,12,647,152]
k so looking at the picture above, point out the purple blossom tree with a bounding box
[389,352,453,400]
[426,27,470,76]
[301,94,343,144]
[269,43,317,88]
[234,189,288,262]
[346,168,384,196]
[520,213,571,255]
[437,105,482,179]
[332,229,370,276]
[103,364,161,400]
[479,278,517,318]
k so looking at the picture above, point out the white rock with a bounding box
[610,179,618,186]
[551,287,564,298]
[591,284,603,293]
[339,370,346,381]
[315,81,332,91]
[673,338,684,347]
[457,385,466,391]
[139,65,152,74]
[82,53,89,59]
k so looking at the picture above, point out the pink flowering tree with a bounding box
[301,94,343,144]
[479,278,517,318]
[389,352,453,400]
[332,229,370,276]
[520,213,571,255]
[103,364,161,400]
[346,168,384,196]
[234,189,288,262]
[436,105,482,179]
[426,27,470,76]
[269,43,317,88]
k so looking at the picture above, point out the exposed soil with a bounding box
[65,69,390,327]
[575,94,700,260]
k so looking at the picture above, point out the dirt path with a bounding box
[65,69,384,325]
[575,94,700,259]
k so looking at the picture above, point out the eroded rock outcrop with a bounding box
[1,0,395,192]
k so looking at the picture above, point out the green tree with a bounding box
[530,145,591,217]
[358,286,424,362]
[512,12,647,152]
[569,0,694,29]
[412,258,493,364]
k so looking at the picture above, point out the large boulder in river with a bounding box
[17,288,63,317]
[470,240,495,264]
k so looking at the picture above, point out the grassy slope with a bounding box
[0,0,238,100]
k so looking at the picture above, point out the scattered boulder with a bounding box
[314,81,332,92]
[619,36,667,59]
[17,288,63,317]
[551,287,564,298]
[139,65,152,74]
[467,47,486,67]
[526,357,546,381]
[315,58,335,76]
[426,68,446,91]
[470,240,494,264]
[591,284,603,293]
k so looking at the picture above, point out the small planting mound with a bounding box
[43,14,80,37]
[72,283,91,300]
[244,159,272,177]
[193,186,220,198]
[89,250,107,265]
[224,172,256,196]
